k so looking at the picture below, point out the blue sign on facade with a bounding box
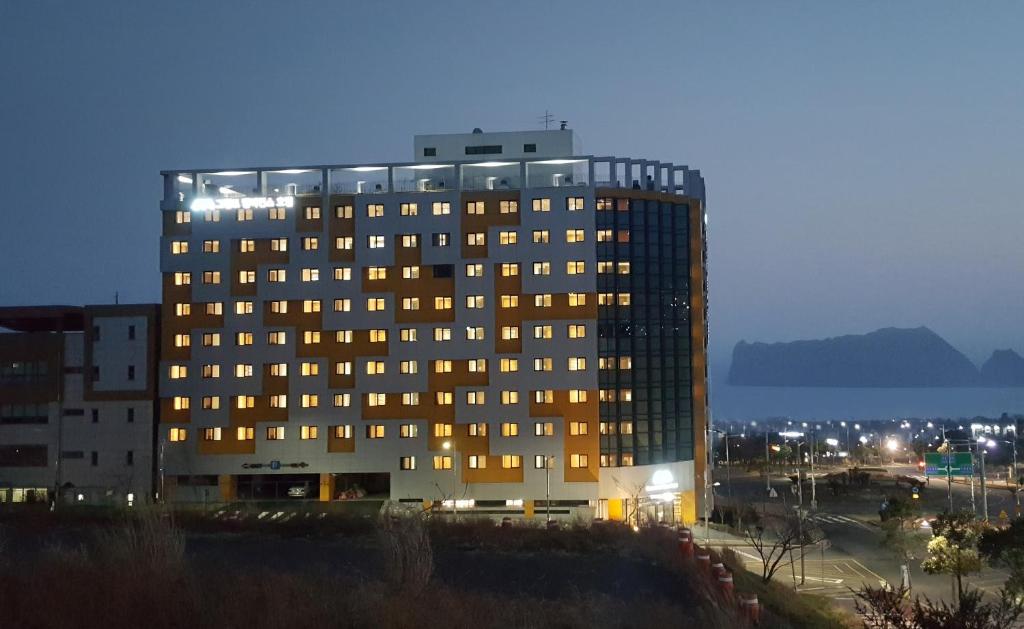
[270,460,281,470]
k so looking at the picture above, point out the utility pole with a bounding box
[1013,436,1020,511]
[980,445,989,522]
[810,431,817,510]
[765,432,772,493]
[797,476,805,585]
[545,454,554,523]
[943,428,953,513]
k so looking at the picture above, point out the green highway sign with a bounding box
[924,452,974,476]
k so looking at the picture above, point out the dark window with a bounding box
[92,366,100,382]
[128,325,136,340]
[63,408,85,417]
[432,264,454,279]
[0,445,48,467]
[61,451,84,459]
[423,147,436,157]
[126,451,134,466]
[90,451,98,466]
[431,232,450,247]
[127,365,135,381]
[93,325,100,341]
[126,408,135,423]
[465,145,502,155]
[523,143,537,153]
[91,409,99,423]
[3,403,48,424]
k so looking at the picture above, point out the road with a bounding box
[713,465,1015,606]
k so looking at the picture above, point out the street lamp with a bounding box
[442,440,457,517]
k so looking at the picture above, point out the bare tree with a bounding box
[744,512,823,584]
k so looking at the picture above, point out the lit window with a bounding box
[433,359,452,373]
[532,230,549,244]
[237,208,253,221]
[569,389,588,403]
[534,294,552,308]
[268,268,286,283]
[336,330,354,344]
[567,197,584,211]
[400,202,418,216]
[169,427,187,442]
[366,361,385,375]
[499,358,518,373]
[501,422,519,437]
[270,238,288,252]
[301,268,320,282]
[204,210,220,222]
[172,396,190,410]
[367,393,387,407]
[532,198,550,212]
[567,261,585,275]
[434,296,452,310]
[468,455,486,469]
[597,229,613,242]
[534,422,554,436]
[570,453,589,468]
[620,421,634,435]
[534,389,554,403]
[465,263,484,277]
[303,330,321,344]
[269,207,285,220]
[202,240,220,253]
[333,393,351,407]
[399,328,417,342]
[568,292,587,307]
[596,198,615,211]
[565,229,585,243]
[367,297,386,312]
[267,331,286,345]
[302,300,321,313]
[367,204,384,218]
[267,426,285,440]
[597,262,614,274]
[334,298,351,312]
[567,324,586,338]
[466,295,484,309]
[304,206,320,220]
[499,200,518,214]
[402,297,420,311]
[432,232,450,247]
[235,395,255,409]
[174,210,190,224]
[203,427,222,441]
[466,326,485,340]
[618,293,631,306]
[500,390,519,405]
[468,358,486,373]
[300,362,319,376]
[433,327,451,342]
[270,394,287,408]
[468,423,487,437]
[334,267,352,281]
[500,263,519,277]
[238,270,255,284]
[402,266,420,279]
[432,201,450,215]
[400,424,418,438]
[433,456,452,470]
[433,423,452,437]
[235,301,254,315]
[173,333,190,347]
[466,201,485,215]
[598,293,614,306]
[532,262,550,276]
[402,392,419,406]
[237,427,254,441]
[500,326,519,340]
[270,300,289,314]
[269,363,288,377]
[500,295,519,309]
[618,261,631,275]
[235,364,253,378]
[204,302,223,316]
[367,266,387,281]
[201,364,220,379]
[569,421,588,436]
[400,456,416,470]
[533,325,552,339]
[499,231,517,245]
[302,237,319,250]
[568,357,586,371]
[534,455,548,469]
[335,205,353,218]
[466,232,485,246]
[435,391,453,405]
[336,236,354,250]
[300,425,319,440]
[466,391,485,405]
[202,333,221,347]
[401,234,418,248]
[335,361,352,375]
[170,241,189,255]
[334,425,353,439]
[400,360,418,374]
[534,358,553,372]
[173,272,191,286]
[501,455,522,469]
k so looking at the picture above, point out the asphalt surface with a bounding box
[712,464,1018,606]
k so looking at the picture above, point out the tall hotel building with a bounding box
[159,129,707,523]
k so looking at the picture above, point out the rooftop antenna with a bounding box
[114,291,119,305]
[538,110,554,130]
[560,120,568,130]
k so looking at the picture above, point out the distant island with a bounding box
[728,327,1024,387]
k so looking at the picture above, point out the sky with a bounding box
[1,1,1022,375]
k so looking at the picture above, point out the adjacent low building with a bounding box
[157,129,708,524]
[0,305,158,505]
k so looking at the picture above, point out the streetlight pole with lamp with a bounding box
[442,440,457,518]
